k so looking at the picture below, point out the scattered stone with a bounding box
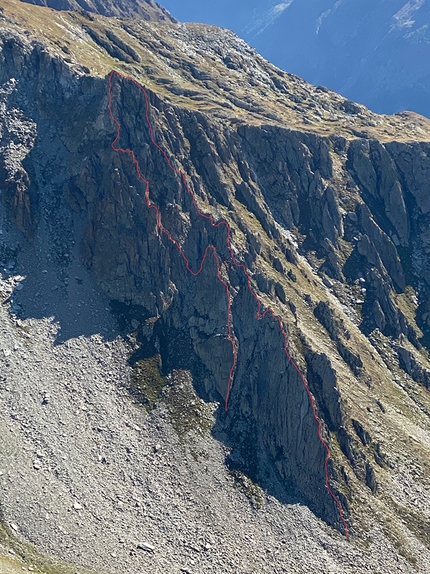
[352,419,372,446]
[137,542,155,553]
[41,392,50,405]
[287,269,297,282]
[376,400,386,413]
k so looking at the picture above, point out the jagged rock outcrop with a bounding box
[237,125,344,250]
[0,78,36,237]
[398,346,430,389]
[356,203,405,292]
[347,139,409,246]
[305,350,344,431]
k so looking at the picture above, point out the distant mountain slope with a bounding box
[161,0,430,117]
[21,0,176,21]
[248,0,430,117]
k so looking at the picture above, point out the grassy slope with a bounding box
[1,0,430,142]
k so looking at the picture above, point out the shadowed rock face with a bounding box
[1,1,430,569]
[20,0,176,21]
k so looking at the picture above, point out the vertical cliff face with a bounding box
[1,1,430,571]
[65,74,344,526]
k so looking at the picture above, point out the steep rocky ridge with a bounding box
[0,1,430,572]
[21,0,176,22]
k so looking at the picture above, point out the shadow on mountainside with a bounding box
[1,213,120,345]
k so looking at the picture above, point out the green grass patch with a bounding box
[129,354,166,411]
[230,470,265,510]
[0,522,100,574]
[163,370,215,439]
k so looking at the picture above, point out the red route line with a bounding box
[107,69,349,537]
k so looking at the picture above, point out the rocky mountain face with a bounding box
[21,0,176,22]
[162,0,430,118]
[0,0,430,572]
